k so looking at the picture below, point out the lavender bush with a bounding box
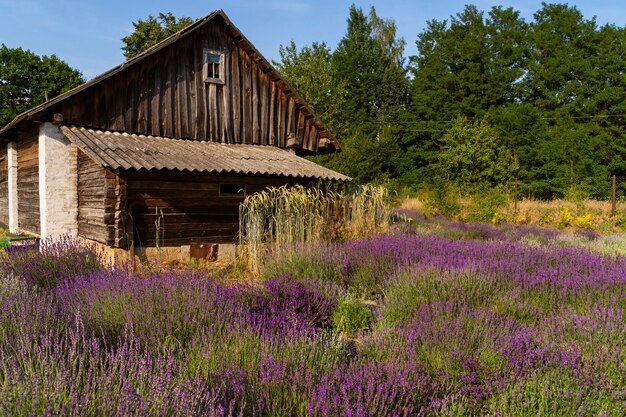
[0,236,105,290]
[3,230,626,415]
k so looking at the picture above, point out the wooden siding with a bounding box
[17,132,39,233]
[122,171,306,247]
[77,151,127,248]
[0,142,7,228]
[77,150,107,243]
[55,15,325,153]
[105,169,126,248]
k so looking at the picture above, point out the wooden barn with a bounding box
[0,10,349,255]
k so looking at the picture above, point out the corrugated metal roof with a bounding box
[60,125,350,181]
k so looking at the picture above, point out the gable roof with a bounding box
[0,10,339,152]
[61,125,350,181]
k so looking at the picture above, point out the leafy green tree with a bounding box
[410,5,528,120]
[436,116,517,187]
[273,41,342,127]
[121,12,194,59]
[331,5,409,137]
[0,45,83,127]
[325,5,409,182]
[524,3,597,111]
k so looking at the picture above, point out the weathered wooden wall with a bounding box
[55,15,327,153]
[77,151,127,248]
[0,143,7,228]
[122,171,304,247]
[105,169,126,248]
[17,132,39,233]
[77,150,107,243]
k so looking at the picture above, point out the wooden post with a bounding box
[612,175,617,217]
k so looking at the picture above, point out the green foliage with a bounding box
[273,41,340,124]
[437,116,518,187]
[121,12,194,59]
[332,296,372,337]
[423,181,461,218]
[0,45,83,127]
[468,185,508,223]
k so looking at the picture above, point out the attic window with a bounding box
[203,49,224,84]
[220,184,245,197]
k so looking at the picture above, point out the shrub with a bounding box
[468,185,508,223]
[240,184,388,274]
[515,212,530,224]
[0,236,105,290]
[491,212,505,225]
[574,212,592,229]
[332,297,372,338]
[251,274,337,334]
[557,207,572,228]
[423,182,460,218]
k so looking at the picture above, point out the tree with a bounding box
[273,41,341,127]
[436,116,517,187]
[410,5,528,120]
[0,45,83,127]
[331,5,409,137]
[121,12,194,59]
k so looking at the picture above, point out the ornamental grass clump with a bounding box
[239,183,387,273]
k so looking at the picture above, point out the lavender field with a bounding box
[2,216,626,416]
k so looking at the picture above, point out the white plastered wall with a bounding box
[38,123,78,238]
[7,141,18,233]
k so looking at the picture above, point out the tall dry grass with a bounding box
[239,184,388,273]
[401,193,626,233]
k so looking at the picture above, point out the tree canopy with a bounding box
[0,45,83,127]
[278,3,626,198]
[3,5,626,199]
[121,12,194,59]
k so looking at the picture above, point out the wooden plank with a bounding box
[151,66,162,136]
[296,110,306,147]
[268,81,277,146]
[174,47,182,139]
[164,50,175,137]
[186,43,195,139]
[193,40,205,140]
[124,70,137,132]
[242,51,252,144]
[208,83,218,141]
[79,223,108,243]
[287,97,296,139]
[137,67,148,133]
[259,70,269,145]
[231,45,241,143]
[78,169,106,183]
[277,91,286,147]
[252,64,260,144]
[126,180,219,191]
[137,236,237,247]
[221,48,233,143]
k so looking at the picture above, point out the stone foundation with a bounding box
[79,237,237,267]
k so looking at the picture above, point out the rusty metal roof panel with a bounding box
[60,125,350,181]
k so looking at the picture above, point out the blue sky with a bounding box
[1,0,625,80]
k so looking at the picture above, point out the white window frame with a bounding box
[203,49,225,84]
